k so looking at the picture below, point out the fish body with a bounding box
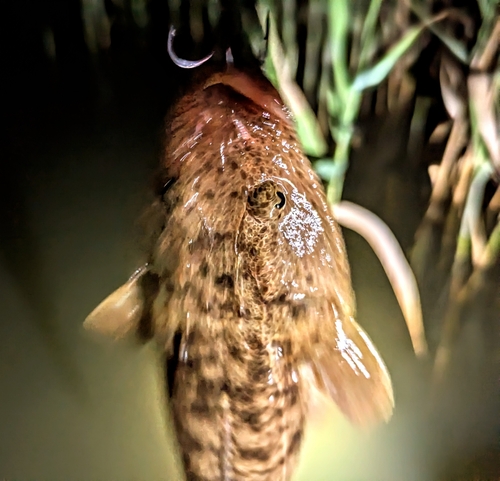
[85,65,394,481]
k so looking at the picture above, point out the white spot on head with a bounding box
[272,154,289,172]
[279,189,324,258]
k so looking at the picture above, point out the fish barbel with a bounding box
[85,61,394,481]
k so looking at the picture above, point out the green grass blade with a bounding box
[264,11,328,157]
[314,158,338,180]
[353,24,424,91]
[328,0,350,102]
[358,0,383,68]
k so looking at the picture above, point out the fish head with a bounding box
[156,67,354,310]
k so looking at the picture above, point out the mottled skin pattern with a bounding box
[143,67,393,481]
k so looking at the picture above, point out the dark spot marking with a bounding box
[240,410,261,428]
[251,366,269,383]
[229,345,244,362]
[214,232,232,243]
[185,357,200,371]
[220,300,234,312]
[249,247,257,257]
[195,166,206,178]
[230,160,238,170]
[182,452,191,469]
[239,447,270,462]
[215,273,234,289]
[247,335,264,350]
[287,430,302,455]
[199,260,209,278]
[230,190,239,198]
[181,281,192,295]
[186,330,196,344]
[190,398,210,416]
[240,171,247,180]
[204,190,215,200]
[206,352,218,364]
[217,167,224,174]
[185,471,211,481]
[196,378,215,398]
[232,386,253,403]
[288,385,299,406]
[306,273,313,283]
[291,303,306,319]
[178,429,203,453]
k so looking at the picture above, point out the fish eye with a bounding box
[247,181,287,219]
[275,191,286,209]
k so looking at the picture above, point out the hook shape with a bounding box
[168,26,214,69]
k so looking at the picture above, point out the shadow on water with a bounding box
[1,0,96,402]
[1,1,180,478]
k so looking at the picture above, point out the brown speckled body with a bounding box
[140,67,394,481]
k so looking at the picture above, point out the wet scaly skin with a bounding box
[85,65,394,481]
[146,66,394,481]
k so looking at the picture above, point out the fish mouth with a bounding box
[203,69,291,124]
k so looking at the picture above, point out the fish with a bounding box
[84,48,394,481]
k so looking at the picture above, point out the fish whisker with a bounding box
[168,26,214,69]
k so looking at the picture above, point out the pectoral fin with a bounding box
[305,310,394,429]
[83,265,152,340]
